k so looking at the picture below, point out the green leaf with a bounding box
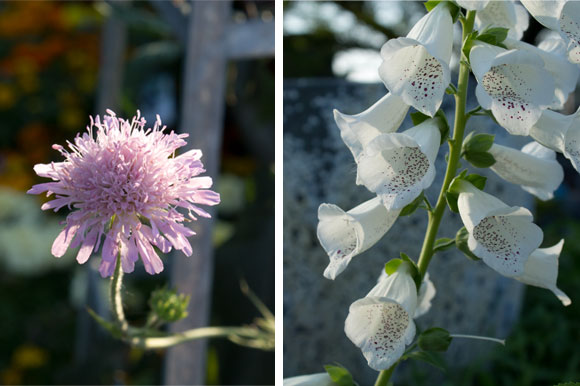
[418,327,453,352]
[87,308,122,339]
[385,259,403,276]
[400,192,426,216]
[400,253,422,290]
[434,109,450,144]
[464,151,496,168]
[445,191,459,213]
[478,26,509,44]
[324,364,355,386]
[464,173,487,190]
[462,31,479,60]
[553,383,580,386]
[404,350,447,372]
[433,237,455,253]
[411,111,430,126]
[424,0,442,12]
[455,227,481,261]
[463,132,495,153]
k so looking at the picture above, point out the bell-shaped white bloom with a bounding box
[356,119,440,210]
[456,181,543,277]
[530,107,580,172]
[475,1,529,40]
[455,0,490,11]
[334,93,410,165]
[503,37,579,110]
[521,0,580,64]
[283,373,336,386]
[515,239,571,306]
[317,197,401,280]
[414,272,436,318]
[345,263,417,371]
[470,44,555,135]
[378,3,453,116]
[376,269,435,318]
[488,142,564,200]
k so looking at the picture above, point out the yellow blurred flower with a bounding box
[0,84,16,109]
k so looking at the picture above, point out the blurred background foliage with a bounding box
[0,1,273,385]
[284,1,580,385]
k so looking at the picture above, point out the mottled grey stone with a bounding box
[283,78,532,384]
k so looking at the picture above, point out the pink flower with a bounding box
[28,110,220,277]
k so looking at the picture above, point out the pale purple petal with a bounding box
[52,224,80,257]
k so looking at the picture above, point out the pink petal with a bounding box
[76,227,100,264]
[52,224,80,257]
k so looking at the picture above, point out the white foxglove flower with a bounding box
[334,93,410,164]
[530,107,580,172]
[414,272,436,318]
[317,197,401,280]
[521,0,580,64]
[456,181,543,277]
[503,37,579,109]
[283,373,336,386]
[488,142,564,200]
[345,264,417,370]
[356,119,441,210]
[376,269,435,318]
[516,240,571,306]
[378,3,453,116]
[470,44,555,135]
[475,0,529,40]
[455,0,490,11]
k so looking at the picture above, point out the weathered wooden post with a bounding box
[163,2,232,385]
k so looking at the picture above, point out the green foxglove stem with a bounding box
[110,257,129,333]
[417,9,476,278]
[374,363,396,386]
[374,10,477,386]
[450,334,506,345]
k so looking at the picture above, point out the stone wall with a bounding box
[283,79,531,384]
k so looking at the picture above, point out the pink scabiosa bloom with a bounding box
[28,110,220,277]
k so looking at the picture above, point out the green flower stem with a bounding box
[374,10,477,386]
[108,257,274,351]
[417,9,476,278]
[110,257,129,333]
[374,363,396,386]
[127,325,270,349]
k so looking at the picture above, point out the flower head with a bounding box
[503,36,579,110]
[28,110,220,277]
[334,93,410,165]
[474,0,529,40]
[379,2,453,116]
[356,118,440,210]
[317,197,400,280]
[488,141,564,200]
[521,0,580,64]
[344,263,418,370]
[456,181,543,277]
[470,44,555,135]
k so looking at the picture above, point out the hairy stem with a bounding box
[375,10,477,385]
[107,257,273,351]
[110,257,129,333]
